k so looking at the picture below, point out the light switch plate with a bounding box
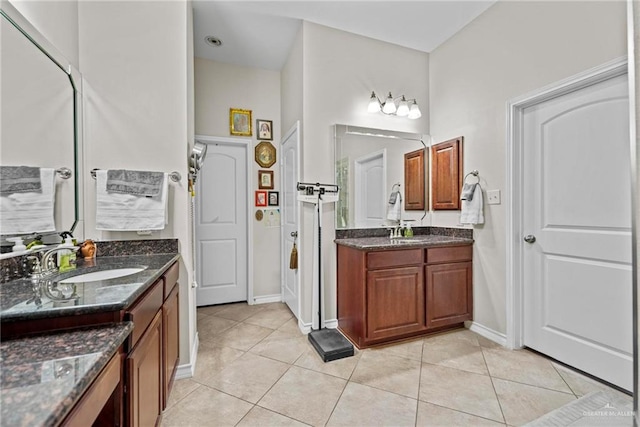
[487,189,501,205]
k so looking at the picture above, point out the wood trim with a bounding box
[1,311,122,340]
[62,351,122,427]
[127,279,163,350]
[367,249,423,270]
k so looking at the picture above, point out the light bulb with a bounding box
[382,92,396,114]
[408,101,422,119]
[396,96,409,116]
[368,91,381,113]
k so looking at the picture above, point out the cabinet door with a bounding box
[127,311,162,427]
[404,148,425,210]
[431,137,463,210]
[366,266,426,341]
[426,262,472,328]
[163,286,179,409]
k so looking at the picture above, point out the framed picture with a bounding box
[257,119,273,140]
[255,141,276,168]
[258,170,274,189]
[255,191,267,207]
[268,191,279,206]
[230,108,252,136]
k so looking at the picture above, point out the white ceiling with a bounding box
[193,1,496,70]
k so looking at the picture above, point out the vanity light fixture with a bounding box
[368,91,422,119]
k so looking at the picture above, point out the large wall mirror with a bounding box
[0,5,79,240]
[334,124,428,229]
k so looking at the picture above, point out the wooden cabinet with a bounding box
[367,266,425,340]
[125,263,180,424]
[163,285,179,409]
[337,243,472,348]
[404,148,425,210]
[127,311,163,427]
[431,137,463,210]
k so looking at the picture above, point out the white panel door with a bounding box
[523,74,632,390]
[354,150,386,228]
[196,142,248,306]
[281,123,300,318]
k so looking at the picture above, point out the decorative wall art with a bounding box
[230,108,252,136]
[255,141,276,168]
[258,170,274,189]
[255,190,267,207]
[257,119,273,140]
[268,191,279,206]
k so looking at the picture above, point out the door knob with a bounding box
[523,235,536,244]
[290,231,298,238]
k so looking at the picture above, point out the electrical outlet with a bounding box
[487,189,501,205]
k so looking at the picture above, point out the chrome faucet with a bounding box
[40,246,79,275]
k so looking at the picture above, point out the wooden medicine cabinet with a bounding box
[404,148,425,210]
[431,137,463,210]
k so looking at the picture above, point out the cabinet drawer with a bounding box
[367,249,423,270]
[426,245,472,264]
[163,262,179,298]
[127,279,163,348]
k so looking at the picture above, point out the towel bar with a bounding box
[90,169,181,183]
[56,167,72,179]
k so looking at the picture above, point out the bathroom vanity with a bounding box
[0,243,180,426]
[336,234,473,348]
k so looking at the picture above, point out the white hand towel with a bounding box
[460,184,484,225]
[386,191,402,221]
[96,170,168,231]
[0,168,56,234]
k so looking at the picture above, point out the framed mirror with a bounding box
[334,124,428,229]
[0,5,79,240]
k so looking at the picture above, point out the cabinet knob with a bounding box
[523,235,536,244]
[290,231,298,238]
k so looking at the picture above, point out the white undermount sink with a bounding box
[59,267,145,283]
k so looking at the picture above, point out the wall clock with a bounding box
[255,141,276,168]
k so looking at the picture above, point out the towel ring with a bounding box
[463,170,480,184]
[90,168,181,183]
[392,182,401,191]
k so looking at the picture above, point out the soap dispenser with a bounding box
[57,232,77,272]
[7,237,27,252]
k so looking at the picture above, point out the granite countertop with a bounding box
[0,322,133,427]
[0,253,180,322]
[334,235,474,250]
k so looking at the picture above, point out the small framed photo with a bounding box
[257,119,273,140]
[268,191,279,206]
[258,170,274,189]
[230,108,252,136]
[255,191,267,207]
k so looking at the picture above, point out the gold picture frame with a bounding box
[255,141,276,168]
[230,108,252,136]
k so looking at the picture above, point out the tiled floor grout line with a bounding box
[414,339,426,427]
[481,346,508,425]
[179,304,623,427]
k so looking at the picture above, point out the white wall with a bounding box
[78,1,194,364]
[8,0,79,68]
[298,22,430,326]
[194,58,282,300]
[429,0,627,334]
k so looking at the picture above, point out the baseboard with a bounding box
[466,321,507,347]
[175,332,199,380]
[252,294,283,305]
[298,318,338,334]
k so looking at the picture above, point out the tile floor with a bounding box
[161,302,631,427]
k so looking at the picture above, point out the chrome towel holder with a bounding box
[90,168,182,183]
[463,170,480,183]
